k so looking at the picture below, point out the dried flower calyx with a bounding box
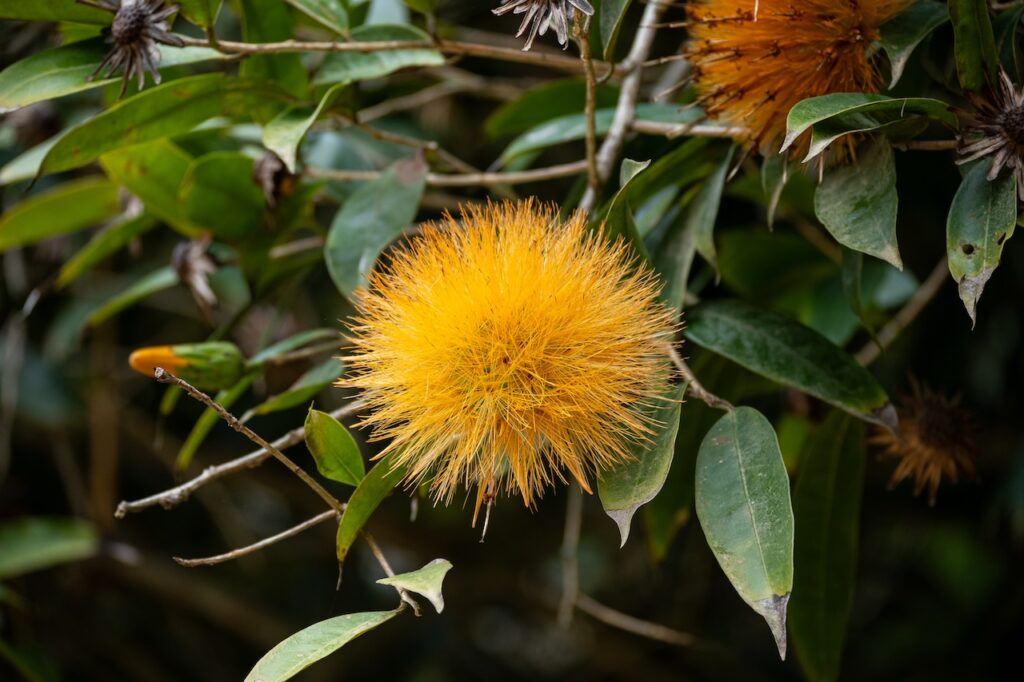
[81,0,184,97]
[493,0,594,51]
[958,70,1024,201]
[870,378,978,505]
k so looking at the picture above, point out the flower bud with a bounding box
[129,342,245,391]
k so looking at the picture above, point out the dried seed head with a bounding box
[957,70,1024,200]
[87,0,184,98]
[492,0,594,51]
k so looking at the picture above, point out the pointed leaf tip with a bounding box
[754,593,790,660]
[605,507,636,547]
[377,558,453,614]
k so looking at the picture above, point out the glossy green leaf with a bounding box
[179,152,266,240]
[245,359,346,419]
[879,0,950,87]
[38,75,283,177]
[56,213,158,289]
[336,451,408,563]
[0,137,59,186]
[685,300,892,421]
[946,160,1017,325]
[313,24,443,86]
[652,193,698,314]
[283,0,348,34]
[325,154,427,299]
[0,39,224,111]
[485,79,619,139]
[304,408,366,486]
[814,138,902,269]
[263,84,345,172]
[761,153,789,228]
[690,146,735,268]
[0,517,98,579]
[949,0,999,92]
[0,0,109,23]
[244,610,398,682]
[84,267,179,329]
[100,140,199,235]
[840,248,877,339]
[598,384,685,546]
[240,0,308,98]
[249,329,341,364]
[175,372,258,471]
[500,103,702,165]
[790,412,866,682]
[377,558,453,614]
[782,94,956,159]
[599,0,631,58]
[695,407,793,659]
[600,158,651,260]
[178,0,222,28]
[0,177,119,252]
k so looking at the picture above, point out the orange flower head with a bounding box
[685,0,911,155]
[870,378,978,505]
[343,200,676,517]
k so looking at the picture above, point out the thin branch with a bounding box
[855,257,948,367]
[667,345,734,411]
[576,593,696,647]
[304,160,589,187]
[115,400,366,518]
[363,530,422,616]
[575,16,600,194]
[153,368,345,514]
[557,485,584,628]
[892,139,959,151]
[261,339,345,366]
[174,510,338,567]
[580,0,668,211]
[629,120,746,139]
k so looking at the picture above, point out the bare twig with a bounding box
[174,510,339,567]
[153,368,345,514]
[575,17,600,194]
[855,257,948,366]
[667,345,734,411]
[557,485,584,628]
[362,530,422,615]
[115,401,365,518]
[305,160,589,187]
[580,0,668,211]
[576,593,696,647]
[629,120,746,139]
[261,339,344,366]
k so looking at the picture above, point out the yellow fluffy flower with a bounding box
[343,200,676,518]
[685,0,911,155]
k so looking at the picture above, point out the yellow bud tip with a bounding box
[128,346,186,378]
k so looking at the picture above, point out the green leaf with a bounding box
[179,152,266,241]
[0,0,110,24]
[652,193,699,314]
[599,0,631,58]
[304,408,366,486]
[313,24,443,86]
[325,154,427,299]
[0,38,224,111]
[500,103,702,165]
[814,138,902,269]
[240,0,308,99]
[789,412,866,682]
[377,558,453,614]
[38,75,284,177]
[249,329,340,364]
[782,94,957,160]
[56,213,158,289]
[0,517,98,580]
[0,177,119,252]
[175,372,258,471]
[695,407,794,659]
[600,158,651,260]
[283,0,348,34]
[879,0,950,87]
[949,0,999,92]
[840,248,875,338]
[0,137,60,186]
[100,140,199,235]
[760,153,789,228]
[244,610,398,682]
[598,384,685,546]
[84,267,179,328]
[684,300,891,421]
[689,146,735,269]
[485,78,619,139]
[336,451,408,563]
[946,160,1018,325]
[263,84,345,172]
[178,0,222,29]
[245,359,346,419]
